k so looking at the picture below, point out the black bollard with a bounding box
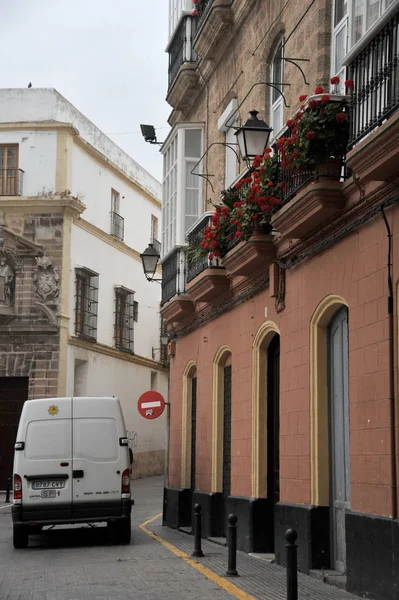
[192,503,204,557]
[285,528,298,600]
[226,513,239,577]
[5,478,11,503]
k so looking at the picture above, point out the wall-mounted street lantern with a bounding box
[234,110,273,162]
[140,243,162,283]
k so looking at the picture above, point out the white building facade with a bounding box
[0,88,167,484]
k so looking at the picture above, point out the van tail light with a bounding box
[121,469,130,494]
[14,474,22,501]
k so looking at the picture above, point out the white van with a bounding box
[11,397,133,549]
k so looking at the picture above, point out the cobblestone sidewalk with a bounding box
[147,517,362,600]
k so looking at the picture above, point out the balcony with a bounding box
[345,8,399,181]
[193,0,232,66]
[160,247,194,323]
[0,169,24,196]
[111,211,124,241]
[186,213,230,302]
[166,16,199,111]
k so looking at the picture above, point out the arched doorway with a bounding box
[251,321,280,551]
[328,306,350,573]
[181,361,197,491]
[211,346,232,537]
[310,295,350,573]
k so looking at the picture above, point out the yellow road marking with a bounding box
[139,513,256,600]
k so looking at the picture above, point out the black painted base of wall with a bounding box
[163,489,399,600]
[192,491,224,538]
[274,502,330,574]
[346,511,399,600]
[164,488,275,552]
[163,487,192,529]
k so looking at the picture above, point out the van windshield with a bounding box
[25,420,72,460]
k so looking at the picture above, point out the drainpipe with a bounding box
[381,206,397,519]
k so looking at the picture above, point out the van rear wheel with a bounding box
[13,525,29,549]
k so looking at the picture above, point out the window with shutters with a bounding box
[0,145,22,196]
[114,287,135,353]
[75,269,99,341]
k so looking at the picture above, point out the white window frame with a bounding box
[270,39,285,139]
[332,0,397,84]
[161,124,204,259]
[218,98,239,188]
[169,0,195,40]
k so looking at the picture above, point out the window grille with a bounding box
[75,269,99,341]
[114,287,135,353]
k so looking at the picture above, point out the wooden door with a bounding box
[0,377,29,490]
[267,334,280,549]
[222,365,232,535]
[329,307,350,573]
[190,376,197,491]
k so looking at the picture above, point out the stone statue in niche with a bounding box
[33,256,60,305]
[0,254,15,306]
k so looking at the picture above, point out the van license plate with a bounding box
[41,490,56,498]
[32,481,65,490]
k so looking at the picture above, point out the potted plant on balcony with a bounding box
[277,77,352,180]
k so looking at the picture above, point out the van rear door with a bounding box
[21,398,73,520]
[71,397,127,520]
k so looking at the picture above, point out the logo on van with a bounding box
[48,404,59,416]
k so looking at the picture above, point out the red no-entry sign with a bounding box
[137,391,166,420]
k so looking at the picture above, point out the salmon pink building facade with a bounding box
[157,1,399,598]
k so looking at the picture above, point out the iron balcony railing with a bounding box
[168,16,197,89]
[347,9,399,148]
[111,211,124,241]
[161,247,181,306]
[195,0,212,30]
[186,213,215,283]
[0,169,24,196]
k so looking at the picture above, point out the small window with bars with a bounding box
[110,189,124,241]
[75,268,99,341]
[114,287,135,352]
[151,215,159,244]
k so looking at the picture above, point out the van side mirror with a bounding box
[129,448,133,465]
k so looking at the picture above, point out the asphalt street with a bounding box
[0,476,232,600]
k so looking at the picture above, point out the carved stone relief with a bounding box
[0,252,15,307]
[32,256,60,306]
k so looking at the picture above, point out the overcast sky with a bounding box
[0,0,170,181]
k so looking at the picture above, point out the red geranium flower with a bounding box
[308,100,318,109]
[306,131,316,140]
[234,181,243,190]
[336,112,346,122]
[208,252,214,260]
[345,79,354,89]
[330,76,340,85]
[299,94,307,102]
[314,85,324,94]
[321,94,330,103]
[286,119,294,128]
